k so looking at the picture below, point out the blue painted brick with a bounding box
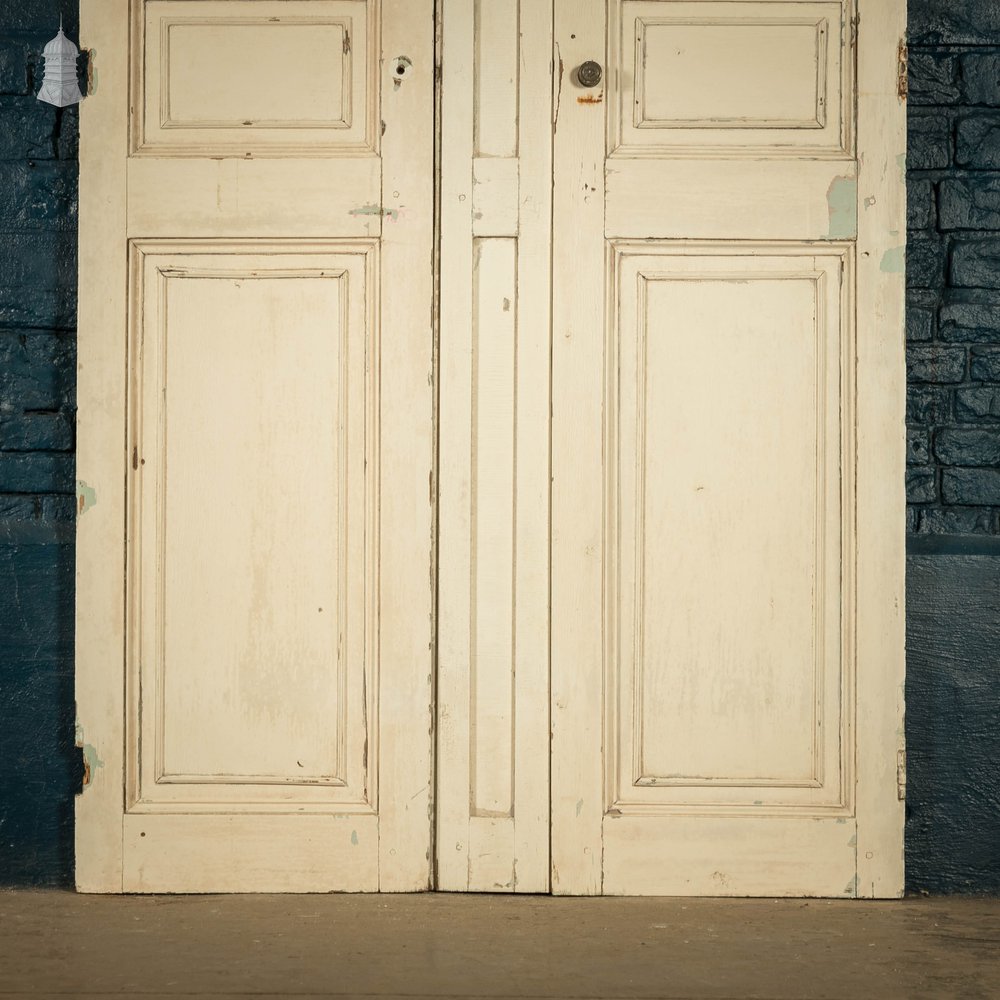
[0,162,77,231]
[939,297,1000,342]
[908,178,936,231]
[970,347,1000,381]
[942,468,1000,504]
[909,111,951,169]
[907,386,951,425]
[939,177,1000,230]
[0,453,73,494]
[956,114,1000,168]
[907,305,935,342]
[907,346,966,384]
[907,468,938,504]
[0,97,57,160]
[0,412,73,452]
[917,508,997,534]
[0,4,78,33]
[908,429,932,465]
[950,239,1000,288]
[908,50,961,105]
[0,232,76,328]
[0,37,30,96]
[909,1,1000,45]
[956,386,1000,420]
[907,235,947,289]
[0,495,76,523]
[960,52,1000,105]
[935,428,1000,466]
[0,331,76,412]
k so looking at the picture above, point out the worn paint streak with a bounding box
[349,203,399,221]
[76,480,97,516]
[827,176,857,238]
[880,245,906,273]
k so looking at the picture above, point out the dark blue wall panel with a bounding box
[0,0,79,887]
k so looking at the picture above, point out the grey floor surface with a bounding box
[0,892,997,1000]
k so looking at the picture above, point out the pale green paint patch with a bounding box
[349,204,399,222]
[881,246,906,273]
[848,833,858,847]
[351,830,359,846]
[827,176,857,238]
[575,799,583,817]
[75,724,104,789]
[897,152,907,180]
[76,480,97,516]
[844,874,859,897]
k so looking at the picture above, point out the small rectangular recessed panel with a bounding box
[127,241,377,812]
[133,0,377,155]
[610,1,852,156]
[606,243,853,814]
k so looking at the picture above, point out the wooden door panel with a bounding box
[127,242,376,813]
[76,0,434,892]
[609,0,852,156]
[132,0,378,156]
[605,244,851,816]
[552,0,905,896]
[437,0,553,893]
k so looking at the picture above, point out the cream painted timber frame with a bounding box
[75,0,435,892]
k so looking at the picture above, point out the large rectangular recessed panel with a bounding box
[132,0,377,156]
[610,1,852,156]
[126,240,377,813]
[605,243,854,815]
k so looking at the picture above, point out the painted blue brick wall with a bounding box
[0,0,80,886]
[0,1,998,892]
[906,0,1000,895]
[908,0,1000,534]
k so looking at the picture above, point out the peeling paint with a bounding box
[827,176,857,238]
[896,153,907,180]
[577,93,603,105]
[76,480,97,516]
[880,245,906,273]
[75,724,104,789]
[349,203,399,221]
[83,47,96,95]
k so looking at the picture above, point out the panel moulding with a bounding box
[124,239,379,816]
[603,241,856,819]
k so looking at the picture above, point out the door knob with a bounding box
[577,61,602,88]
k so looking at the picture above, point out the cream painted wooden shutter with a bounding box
[550,0,906,896]
[75,0,435,892]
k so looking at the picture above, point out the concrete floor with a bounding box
[0,893,997,1000]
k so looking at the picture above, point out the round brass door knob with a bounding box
[577,61,603,88]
